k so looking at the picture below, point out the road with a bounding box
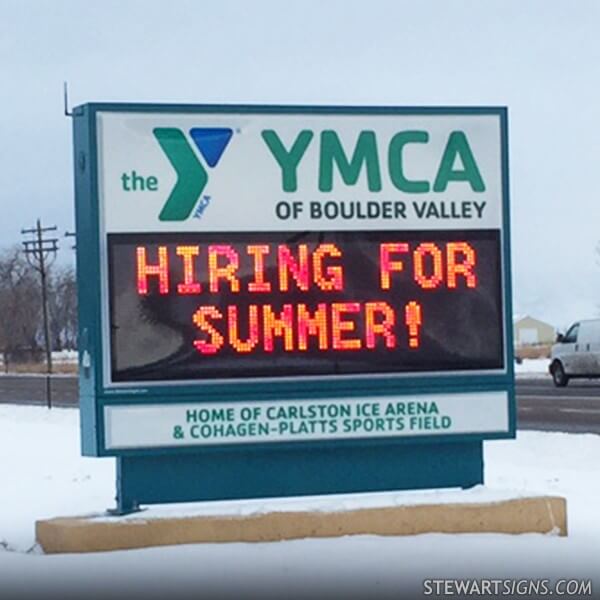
[1,374,600,434]
[0,374,79,408]
[517,377,600,434]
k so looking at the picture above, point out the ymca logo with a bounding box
[154,127,233,221]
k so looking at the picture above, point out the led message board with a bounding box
[73,104,513,509]
[109,230,503,382]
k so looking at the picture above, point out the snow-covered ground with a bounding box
[50,350,78,364]
[1,405,599,599]
[0,350,78,367]
[515,358,551,377]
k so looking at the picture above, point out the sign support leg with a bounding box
[108,457,142,516]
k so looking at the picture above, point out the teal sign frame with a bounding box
[72,103,514,513]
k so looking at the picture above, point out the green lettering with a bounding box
[262,129,313,192]
[319,130,382,192]
[388,131,430,193]
[433,131,485,192]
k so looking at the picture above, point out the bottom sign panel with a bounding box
[104,391,509,450]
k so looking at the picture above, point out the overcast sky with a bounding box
[1,0,599,328]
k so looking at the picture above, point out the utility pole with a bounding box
[21,219,59,409]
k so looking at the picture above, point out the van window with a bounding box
[563,323,579,343]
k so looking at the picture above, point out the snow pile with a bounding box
[0,405,599,599]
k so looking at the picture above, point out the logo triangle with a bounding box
[189,128,233,168]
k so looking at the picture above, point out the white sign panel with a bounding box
[104,391,509,449]
[96,112,503,233]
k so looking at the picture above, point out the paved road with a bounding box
[0,374,79,408]
[1,374,600,434]
[517,377,600,434]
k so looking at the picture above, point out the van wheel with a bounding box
[551,361,569,387]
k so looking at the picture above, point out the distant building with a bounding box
[513,315,556,347]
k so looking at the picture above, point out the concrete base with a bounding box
[36,495,567,554]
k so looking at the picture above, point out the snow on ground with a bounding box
[0,405,599,599]
[0,350,78,367]
[515,358,551,376]
[0,407,113,552]
[50,350,78,364]
[514,357,550,375]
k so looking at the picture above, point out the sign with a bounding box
[73,104,514,511]
[104,392,509,449]
[97,113,502,232]
[109,230,503,382]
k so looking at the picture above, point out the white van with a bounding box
[550,319,600,386]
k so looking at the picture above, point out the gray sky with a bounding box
[1,0,599,329]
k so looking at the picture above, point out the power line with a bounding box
[21,219,59,409]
